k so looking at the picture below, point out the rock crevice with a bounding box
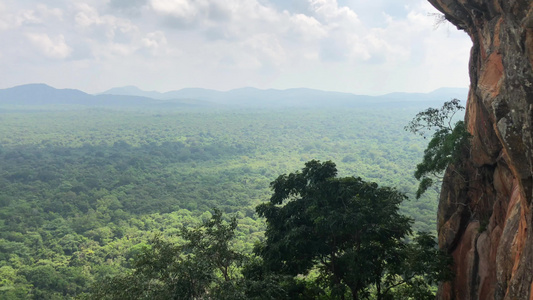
[427,0,533,299]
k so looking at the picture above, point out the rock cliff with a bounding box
[427,0,533,299]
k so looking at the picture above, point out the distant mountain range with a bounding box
[0,84,210,108]
[101,85,468,106]
[0,83,469,109]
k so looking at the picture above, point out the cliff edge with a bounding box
[427,0,533,299]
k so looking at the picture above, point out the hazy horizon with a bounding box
[2,82,469,97]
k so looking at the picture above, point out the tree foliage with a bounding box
[85,209,245,300]
[85,161,452,300]
[256,160,450,299]
[405,99,471,198]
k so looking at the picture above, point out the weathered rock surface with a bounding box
[427,0,533,299]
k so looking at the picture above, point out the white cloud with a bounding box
[142,31,167,48]
[0,3,64,32]
[242,33,286,67]
[310,0,361,27]
[26,33,72,59]
[71,3,142,60]
[150,0,207,23]
[35,5,63,21]
[75,3,104,27]
[0,3,10,31]
[0,0,471,94]
[75,3,138,39]
[0,4,24,30]
[16,10,41,25]
[109,0,148,13]
[288,13,327,40]
[141,31,168,55]
[14,5,64,27]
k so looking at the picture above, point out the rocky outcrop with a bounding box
[427,0,533,299]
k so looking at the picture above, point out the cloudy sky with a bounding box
[0,0,471,95]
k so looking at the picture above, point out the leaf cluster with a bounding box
[405,99,464,137]
[256,160,450,299]
[85,209,245,300]
[406,99,471,198]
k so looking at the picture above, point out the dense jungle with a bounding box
[0,101,452,299]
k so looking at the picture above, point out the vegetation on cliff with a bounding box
[405,99,470,198]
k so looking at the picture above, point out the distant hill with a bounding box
[0,84,94,105]
[0,84,210,109]
[101,85,469,107]
[0,84,469,110]
[99,86,165,99]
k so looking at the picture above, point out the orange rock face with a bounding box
[427,0,533,299]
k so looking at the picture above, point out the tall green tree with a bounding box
[256,160,449,300]
[405,99,471,198]
[85,209,245,300]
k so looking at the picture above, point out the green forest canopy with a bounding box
[0,105,448,299]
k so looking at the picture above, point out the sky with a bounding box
[0,0,472,95]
